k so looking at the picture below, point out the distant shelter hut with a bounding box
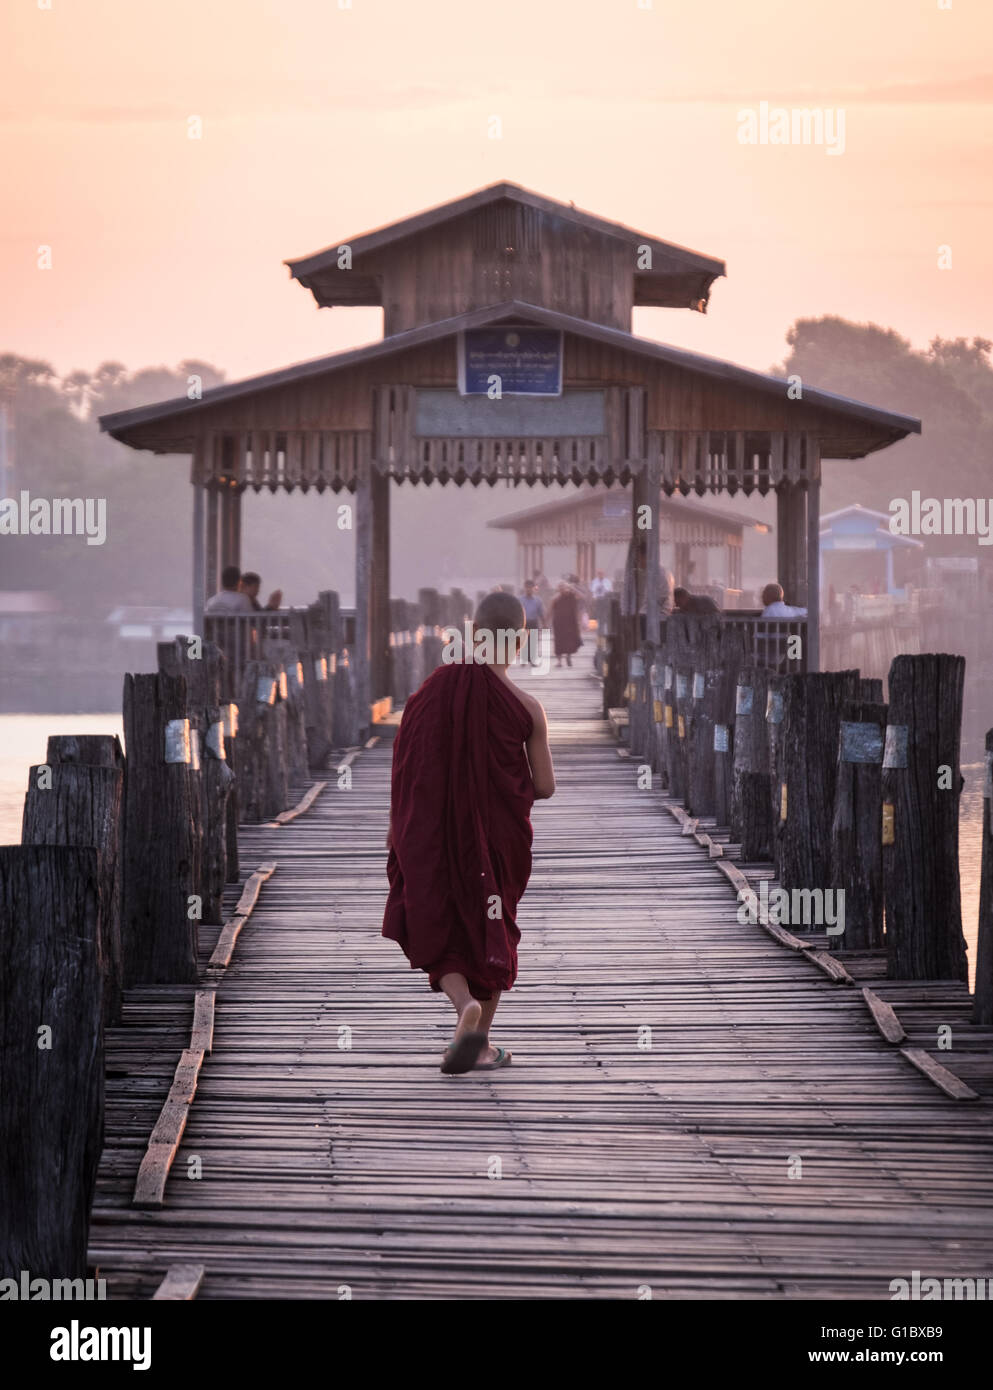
[487,485,769,604]
[100,181,920,736]
[820,503,925,601]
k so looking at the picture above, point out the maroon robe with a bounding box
[382,661,535,1000]
[551,589,582,656]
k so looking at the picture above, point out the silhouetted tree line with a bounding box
[776,319,993,538]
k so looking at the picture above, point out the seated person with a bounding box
[760,582,807,619]
[673,586,720,615]
[239,571,283,612]
[204,565,254,614]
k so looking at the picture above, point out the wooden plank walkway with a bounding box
[89,651,993,1299]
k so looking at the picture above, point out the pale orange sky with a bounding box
[3,0,992,384]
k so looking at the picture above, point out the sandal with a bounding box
[440,1031,487,1075]
[474,1046,512,1070]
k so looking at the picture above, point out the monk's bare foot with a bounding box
[477,1042,499,1065]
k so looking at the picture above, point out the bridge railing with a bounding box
[617,619,985,1011]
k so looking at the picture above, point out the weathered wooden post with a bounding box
[627,645,650,760]
[276,650,310,783]
[122,671,200,983]
[389,599,406,704]
[22,760,124,1026]
[671,616,696,805]
[293,607,332,770]
[660,631,683,801]
[0,846,104,1279]
[766,674,787,876]
[602,596,625,716]
[158,638,233,924]
[778,670,860,900]
[688,617,722,818]
[403,600,418,695]
[419,587,444,676]
[254,661,290,819]
[882,653,968,981]
[731,666,772,859]
[830,700,887,948]
[713,623,745,828]
[45,734,123,768]
[333,648,359,748]
[648,657,665,776]
[222,699,240,883]
[973,729,993,1025]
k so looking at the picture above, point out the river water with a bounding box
[0,714,984,987]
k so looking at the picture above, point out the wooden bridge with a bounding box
[88,653,993,1300]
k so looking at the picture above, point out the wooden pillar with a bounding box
[633,461,661,642]
[354,464,373,740]
[192,469,205,638]
[370,468,391,702]
[206,485,219,598]
[776,484,806,608]
[230,485,243,573]
[674,541,691,587]
[806,473,821,673]
[220,484,242,574]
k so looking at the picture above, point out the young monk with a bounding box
[382,590,556,1074]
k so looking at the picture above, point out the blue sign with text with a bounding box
[459,328,563,396]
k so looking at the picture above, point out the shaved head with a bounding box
[474,590,525,633]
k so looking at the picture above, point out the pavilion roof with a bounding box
[100,300,921,454]
[284,180,726,313]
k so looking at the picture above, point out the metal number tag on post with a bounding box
[206,721,226,760]
[882,725,908,770]
[840,721,884,765]
[164,718,191,764]
[736,685,753,716]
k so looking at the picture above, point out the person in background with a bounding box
[550,580,582,668]
[760,582,807,619]
[673,586,720,615]
[239,571,283,612]
[532,570,553,608]
[520,578,546,667]
[204,565,254,614]
[591,570,613,600]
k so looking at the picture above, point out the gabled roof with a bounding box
[285,180,726,312]
[821,503,894,526]
[487,485,770,534]
[99,299,921,453]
